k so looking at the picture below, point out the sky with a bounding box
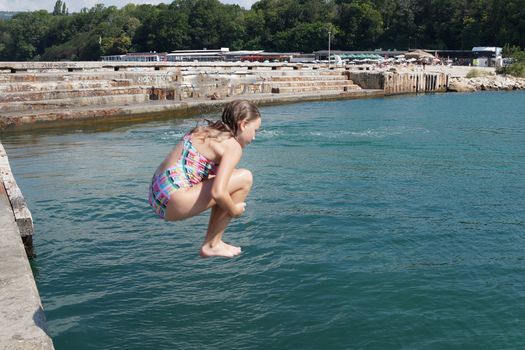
[0,0,257,12]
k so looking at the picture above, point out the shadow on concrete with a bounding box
[33,306,52,337]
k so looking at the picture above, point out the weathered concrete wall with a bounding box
[346,71,385,90]
[383,72,448,95]
[0,62,371,130]
[0,143,54,349]
[0,61,454,131]
[347,70,449,95]
[0,143,35,256]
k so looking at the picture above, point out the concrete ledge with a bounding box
[0,89,385,131]
[0,62,381,131]
[0,144,34,240]
[0,182,54,349]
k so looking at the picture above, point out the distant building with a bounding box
[431,47,503,67]
[101,52,167,62]
[229,51,296,62]
[101,49,228,62]
[101,48,299,63]
[471,47,503,67]
[167,48,230,62]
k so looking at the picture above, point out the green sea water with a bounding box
[2,91,525,349]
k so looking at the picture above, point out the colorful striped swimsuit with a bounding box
[149,133,218,219]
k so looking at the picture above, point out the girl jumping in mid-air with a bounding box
[148,100,261,258]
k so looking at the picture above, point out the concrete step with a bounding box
[230,81,359,94]
[254,70,346,77]
[0,72,130,83]
[0,94,151,113]
[0,79,133,92]
[271,84,361,94]
[261,76,349,82]
[0,71,177,84]
[268,80,356,88]
[0,86,148,102]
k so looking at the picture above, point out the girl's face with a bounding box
[236,117,261,148]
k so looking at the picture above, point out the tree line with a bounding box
[0,0,523,61]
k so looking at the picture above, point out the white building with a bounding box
[472,47,503,67]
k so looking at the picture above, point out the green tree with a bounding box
[374,0,417,50]
[2,11,53,60]
[274,22,331,52]
[53,0,63,15]
[336,0,383,49]
[132,3,190,52]
[497,46,525,77]
[250,0,335,50]
[243,9,265,49]
[53,0,68,15]
[0,20,12,60]
[1,0,524,61]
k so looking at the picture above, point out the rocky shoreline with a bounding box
[374,64,525,92]
[449,74,525,92]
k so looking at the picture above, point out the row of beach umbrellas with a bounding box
[339,53,384,60]
[335,50,436,61]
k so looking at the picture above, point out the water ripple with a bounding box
[3,91,525,349]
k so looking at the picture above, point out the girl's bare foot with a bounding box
[221,241,242,256]
[200,241,241,258]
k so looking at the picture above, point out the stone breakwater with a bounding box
[0,61,371,130]
[449,75,525,92]
[0,61,447,131]
[3,61,520,131]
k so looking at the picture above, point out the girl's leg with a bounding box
[164,168,253,257]
[200,184,252,258]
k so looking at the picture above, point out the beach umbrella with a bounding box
[405,50,434,59]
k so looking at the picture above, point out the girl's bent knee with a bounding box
[237,168,253,188]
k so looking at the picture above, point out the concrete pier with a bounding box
[0,143,54,349]
[1,144,35,257]
[0,61,384,130]
[0,61,458,130]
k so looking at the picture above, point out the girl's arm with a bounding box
[211,139,244,216]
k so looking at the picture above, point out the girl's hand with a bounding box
[231,202,246,217]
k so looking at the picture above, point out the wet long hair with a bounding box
[206,100,261,137]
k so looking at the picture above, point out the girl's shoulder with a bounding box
[192,126,234,143]
[190,125,224,138]
[191,126,241,158]
[210,131,241,154]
